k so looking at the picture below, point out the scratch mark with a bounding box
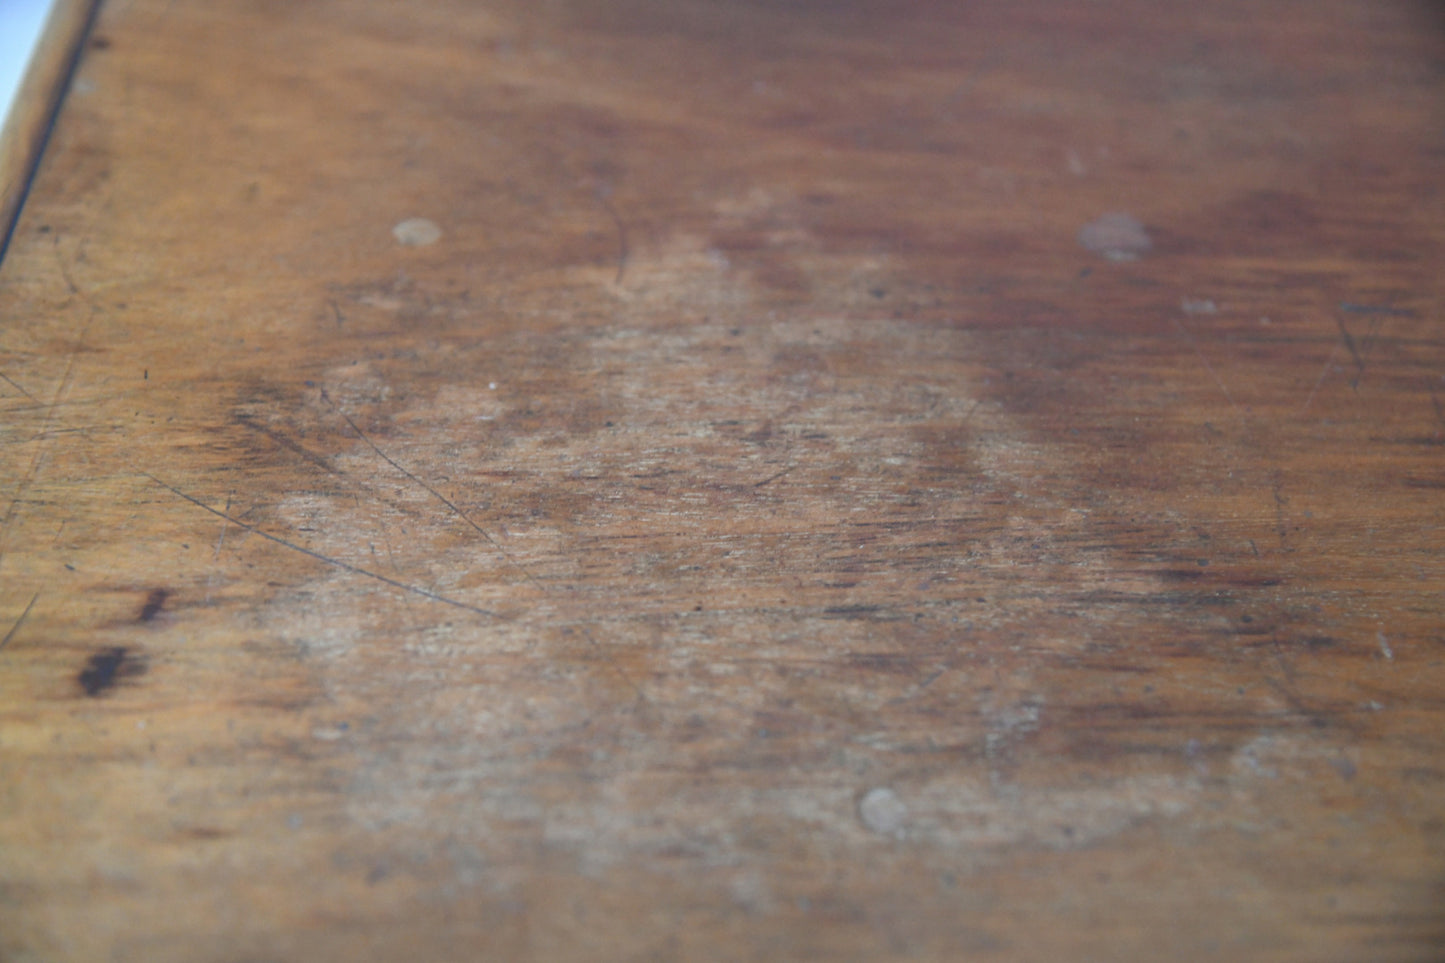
[1339,302,1417,318]
[0,306,96,575]
[1263,634,1347,731]
[1268,632,1296,682]
[54,237,81,298]
[1376,629,1394,662]
[1357,316,1384,370]
[142,472,498,617]
[204,491,233,605]
[885,665,947,706]
[233,413,342,475]
[378,526,411,594]
[1266,636,1324,725]
[329,299,345,327]
[1271,472,1289,548]
[212,492,233,560]
[1333,315,1366,389]
[1262,675,1331,730]
[597,194,629,285]
[1430,378,1445,440]
[0,592,38,651]
[753,466,793,488]
[321,389,646,702]
[1171,317,1240,415]
[0,371,36,402]
[322,390,513,562]
[1299,340,1341,414]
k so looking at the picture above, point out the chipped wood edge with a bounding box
[0,0,103,264]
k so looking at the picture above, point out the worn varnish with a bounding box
[1,1,1443,960]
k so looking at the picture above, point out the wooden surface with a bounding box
[0,0,101,262]
[1,1,1443,959]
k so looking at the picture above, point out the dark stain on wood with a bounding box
[138,588,170,622]
[77,647,147,697]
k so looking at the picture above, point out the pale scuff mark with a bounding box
[1077,211,1151,261]
[393,217,442,246]
[858,786,909,839]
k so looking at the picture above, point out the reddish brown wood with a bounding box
[1,1,1442,959]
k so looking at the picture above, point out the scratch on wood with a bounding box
[142,472,499,617]
[1271,472,1289,548]
[233,413,342,475]
[53,236,82,299]
[1262,675,1335,731]
[753,467,793,488]
[1357,317,1384,371]
[0,307,96,574]
[322,389,515,563]
[212,492,233,560]
[1268,632,1297,682]
[322,389,648,703]
[204,491,233,605]
[1170,317,1239,416]
[0,371,36,402]
[885,665,948,706]
[1339,302,1416,318]
[598,194,629,285]
[1262,634,1336,728]
[1333,315,1366,388]
[1299,340,1341,414]
[1430,378,1445,439]
[0,592,38,651]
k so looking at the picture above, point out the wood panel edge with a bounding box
[0,0,104,266]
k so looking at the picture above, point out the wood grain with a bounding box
[0,0,101,261]
[0,1,1442,960]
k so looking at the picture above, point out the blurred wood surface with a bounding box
[1,1,1443,960]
